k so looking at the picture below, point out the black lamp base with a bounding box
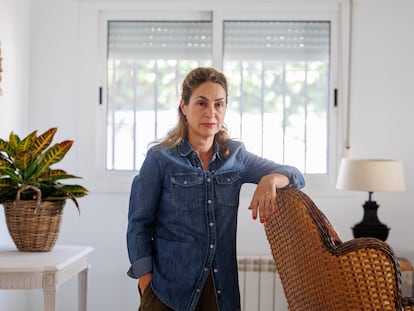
[352,200,389,241]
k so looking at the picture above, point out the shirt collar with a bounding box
[178,139,222,160]
[178,139,193,157]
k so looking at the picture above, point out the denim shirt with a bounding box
[127,139,305,311]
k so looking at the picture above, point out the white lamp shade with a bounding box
[336,158,406,192]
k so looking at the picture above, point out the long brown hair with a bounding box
[156,67,231,155]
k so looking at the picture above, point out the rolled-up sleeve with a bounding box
[240,144,305,189]
[127,256,153,279]
[270,164,305,189]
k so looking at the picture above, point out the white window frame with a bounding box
[77,0,351,195]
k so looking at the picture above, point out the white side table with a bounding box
[0,245,93,311]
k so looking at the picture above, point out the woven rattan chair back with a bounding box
[264,188,410,311]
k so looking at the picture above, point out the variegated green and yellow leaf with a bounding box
[0,167,21,182]
[60,184,88,197]
[32,127,57,154]
[40,140,73,165]
[8,132,21,151]
[14,151,33,171]
[0,177,15,188]
[39,169,80,182]
[19,130,37,153]
[0,139,16,158]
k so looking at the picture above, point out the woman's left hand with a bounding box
[248,173,289,223]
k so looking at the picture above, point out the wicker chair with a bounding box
[264,188,414,311]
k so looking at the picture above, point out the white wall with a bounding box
[1,0,414,310]
[0,0,30,136]
[0,0,30,309]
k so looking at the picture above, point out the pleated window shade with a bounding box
[224,21,330,61]
[108,21,212,60]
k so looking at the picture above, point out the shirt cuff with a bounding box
[127,256,153,279]
[272,167,305,189]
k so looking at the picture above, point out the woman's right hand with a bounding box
[138,273,152,294]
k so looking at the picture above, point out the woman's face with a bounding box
[180,81,227,144]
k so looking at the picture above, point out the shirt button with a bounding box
[207,199,212,204]
[204,267,208,272]
[209,222,214,227]
[217,290,222,294]
[196,288,201,293]
[213,268,218,273]
[210,244,214,249]
[206,178,211,182]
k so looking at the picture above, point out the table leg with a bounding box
[78,268,88,311]
[43,273,57,311]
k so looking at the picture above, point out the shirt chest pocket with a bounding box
[170,174,203,210]
[214,172,241,207]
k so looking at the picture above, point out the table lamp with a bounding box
[336,158,405,241]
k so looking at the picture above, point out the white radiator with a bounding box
[237,256,288,311]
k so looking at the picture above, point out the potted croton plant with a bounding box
[0,127,88,251]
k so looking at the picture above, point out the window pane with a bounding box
[223,21,330,174]
[107,21,212,170]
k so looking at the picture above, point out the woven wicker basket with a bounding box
[2,186,66,252]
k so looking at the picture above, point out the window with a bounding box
[89,1,350,192]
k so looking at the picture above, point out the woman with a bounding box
[127,67,305,311]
